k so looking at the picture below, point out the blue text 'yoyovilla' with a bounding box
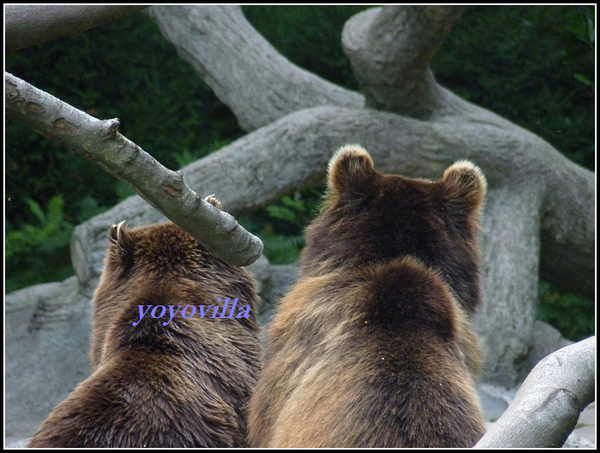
[132,298,250,326]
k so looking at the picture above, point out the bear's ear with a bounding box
[442,160,487,214]
[204,194,222,211]
[108,221,135,267]
[327,144,377,202]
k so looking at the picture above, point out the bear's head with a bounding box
[301,144,487,315]
[90,219,258,368]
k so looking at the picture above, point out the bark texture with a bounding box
[6,72,263,266]
[5,5,149,53]
[342,6,463,117]
[475,336,596,448]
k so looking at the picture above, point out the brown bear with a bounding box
[247,145,487,448]
[28,196,262,448]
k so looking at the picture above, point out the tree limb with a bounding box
[342,6,463,118]
[145,5,364,131]
[5,71,263,266]
[475,336,596,448]
[5,5,149,53]
[182,106,594,300]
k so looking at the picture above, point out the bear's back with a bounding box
[29,203,262,448]
[247,145,487,447]
[250,257,485,448]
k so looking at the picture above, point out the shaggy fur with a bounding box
[247,145,487,448]
[28,197,262,448]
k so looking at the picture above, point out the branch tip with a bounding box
[106,118,120,138]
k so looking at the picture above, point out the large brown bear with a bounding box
[28,197,262,448]
[247,145,487,448]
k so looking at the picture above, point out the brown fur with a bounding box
[28,197,262,448]
[248,145,487,448]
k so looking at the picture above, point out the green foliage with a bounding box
[239,188,323,264]
[115,181,136,202]
[172,139,234,169]
[172,149,202,170]
[259,234,306,266]
[242,5,370,89]
[5,196,75,293]
[537,280,595,341]
[266,192,315,226]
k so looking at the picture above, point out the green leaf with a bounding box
[574,73,594,88]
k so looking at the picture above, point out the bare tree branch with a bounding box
[5,71,263,266]
[145,5,364,131]
[475,336,596,448]
[5,5,149,53]
[342,6,463,118]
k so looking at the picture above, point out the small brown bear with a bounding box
[28,197,262,448]
[247,145,487,448]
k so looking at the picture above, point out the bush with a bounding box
[5,196,74,293]
[538,280,595,341]
[239,188,324,265]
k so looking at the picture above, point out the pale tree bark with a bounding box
[5,4,595,447]
[475,336,596,448]
[5,72,263,266]
[5,5,149,53]
[144,6,364,131]
[343,6,463,118]
[144,5,594,386]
